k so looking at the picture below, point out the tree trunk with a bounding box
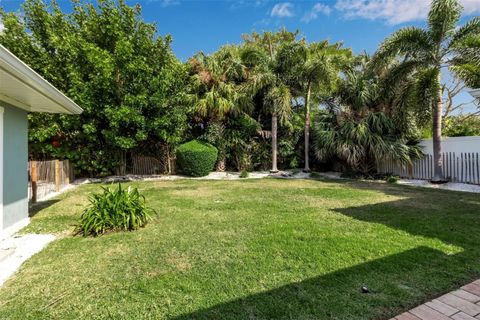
[271,114,278,173]
[431,85,444,182]
[303,84,312,172]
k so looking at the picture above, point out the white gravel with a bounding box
[0,234,55,286]
[397,179,480,193]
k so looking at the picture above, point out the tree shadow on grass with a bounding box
[172,181,480,320]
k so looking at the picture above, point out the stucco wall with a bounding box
[2,103,28,229]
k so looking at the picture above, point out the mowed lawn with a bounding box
[0,178,480,320]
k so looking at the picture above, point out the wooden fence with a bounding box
[28,159,74,202]
[378,152,480,184]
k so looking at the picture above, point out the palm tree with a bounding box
[313,62,423,174]
[241,30,298,172]
[189,46,251,171]
[373,0,480,182]
[281,41,352,172]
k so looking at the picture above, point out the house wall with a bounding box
[1,103,28,232]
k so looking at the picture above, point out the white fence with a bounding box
[377,136,480,184]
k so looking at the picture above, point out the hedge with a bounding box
[176,140,218,177]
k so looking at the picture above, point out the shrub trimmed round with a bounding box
[177,140,218,177]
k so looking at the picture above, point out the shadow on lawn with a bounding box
[28,199,59,217]
[172,182,480,320]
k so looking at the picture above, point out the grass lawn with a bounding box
[0,178,479,319]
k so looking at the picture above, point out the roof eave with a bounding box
[0,44,83,115]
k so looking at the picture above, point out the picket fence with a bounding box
[377,136,480,185]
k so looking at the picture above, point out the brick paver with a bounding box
[393,279,480,320]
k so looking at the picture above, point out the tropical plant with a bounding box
[189,46,251,171]
[78,184,155,236]
[373,0,480,181]
[241,30,300,172]
[313,111,422,174]
[176,140,218,177]
[281,41,352,171]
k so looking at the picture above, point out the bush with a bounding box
[78,184,155,236]
[386,175,400,184]
[176,140,218,177]
[239,170,249,178]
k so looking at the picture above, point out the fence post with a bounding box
[55,160,60,192]
[31,161,37,203]
[64,160,70,185]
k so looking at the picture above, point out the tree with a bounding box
[313,58,423,174]
[0,0,189,176]
[241,30,299,172]
[281,41,352,172]
[188,46,251,171]
[373,0,480,182]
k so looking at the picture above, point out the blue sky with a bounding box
[1,0,479,111]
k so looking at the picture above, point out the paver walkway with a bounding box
[391,279,480,320]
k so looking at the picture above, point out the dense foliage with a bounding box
[78,184,155,236]
[0,0,189,176]
[444,115,480,137]
[0,0,478,177]
[176,140,218,177]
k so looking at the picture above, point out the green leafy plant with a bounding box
[239,170,249,178]
[176,140,218,177]
[78,184,155,236]
[386,175,400,184]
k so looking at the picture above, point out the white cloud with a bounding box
[302,3,332,23]
[461,0,480,15]
[335,0,480,25]
[0,20,4,33]
[147,0,179,7]
[270,2,294,18]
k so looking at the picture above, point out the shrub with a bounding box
[176,140,218,177]
[239,170,249,178]
[78,184,155,236]
[386,175,400,184]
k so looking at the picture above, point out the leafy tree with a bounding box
[0,0,189,176]
[373,0,480,181]
[444,115,480,137]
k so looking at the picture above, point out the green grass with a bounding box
[1,178,480,319]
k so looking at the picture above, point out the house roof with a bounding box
[0,44,82,114]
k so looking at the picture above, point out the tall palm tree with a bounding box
[241,31,298,172]
[281,41,352,172]
[189,46,251,170]
[373,0,480,182]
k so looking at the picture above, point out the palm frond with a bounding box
[428,0,462,43]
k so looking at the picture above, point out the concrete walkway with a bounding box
[0,234,55,286]
[392,279,480,320]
